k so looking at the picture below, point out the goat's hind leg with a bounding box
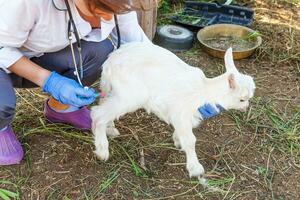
[107,121,120,138]
[91,97,137,161]
[96,96,120,138]
[91,105,110,161]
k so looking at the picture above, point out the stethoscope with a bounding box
[53,0,121,88]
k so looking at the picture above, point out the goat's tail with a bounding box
[99,75,112,94]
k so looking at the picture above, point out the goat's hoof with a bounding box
[173,140,181,149]
[198,176,208,187]
[172,136,181,149]
[187,162,205,178]
[94,147,109,161]
[107,127,120,138]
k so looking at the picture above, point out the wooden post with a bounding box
[137,1,158,40]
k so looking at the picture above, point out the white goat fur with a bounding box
[91,42,255,178]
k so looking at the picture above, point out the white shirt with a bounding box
[0,0,150,72]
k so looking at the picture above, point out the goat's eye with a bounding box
[240,99,245,102]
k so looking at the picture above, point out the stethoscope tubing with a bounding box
[56,0,121,87]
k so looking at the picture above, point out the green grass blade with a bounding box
[0,190,11,200]
[99,170,119,193]
[0,189,18,198]
[224,0,233,5]
[118,145,147,177]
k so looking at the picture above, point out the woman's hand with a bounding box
[42,72,97,107]
[8,57,97,107]
[198,104,224,119]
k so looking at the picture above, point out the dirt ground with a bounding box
[0,0,299,199]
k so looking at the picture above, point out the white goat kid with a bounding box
[91,42,255,178]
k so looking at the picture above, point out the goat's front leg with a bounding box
[172,132,181,149]
[174,124,204,178]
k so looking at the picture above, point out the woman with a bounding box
[0,0,220,166]
[0,0,154,165]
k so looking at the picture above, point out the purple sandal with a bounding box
[0,126,24,165]
[44,100,92,130]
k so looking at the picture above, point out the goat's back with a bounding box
[101,42,205,93]
[102,42,188,74]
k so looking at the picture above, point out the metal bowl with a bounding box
[197,24,262,59]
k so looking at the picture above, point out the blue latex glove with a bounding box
[198,103,224,119]
[43,72,97,107]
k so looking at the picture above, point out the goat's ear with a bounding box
[224,47,238,73]
[228,73,236,90]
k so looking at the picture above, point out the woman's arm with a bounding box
[8,56,97,107]
[8,56,50,87]
[0,1,97,107]
[111,11,152,44]
[0,1,37,72]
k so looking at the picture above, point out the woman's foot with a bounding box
[0,126,24,165]
[44,100,92,130]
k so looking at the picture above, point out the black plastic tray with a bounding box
[171,1,254,28]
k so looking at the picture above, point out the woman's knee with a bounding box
[80,39,114,85]
[0,71,16,128]
[83,39,114,65]
[62,39,114,86]
[0,102,16,128]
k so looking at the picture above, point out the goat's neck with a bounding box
[201,73,229,107]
